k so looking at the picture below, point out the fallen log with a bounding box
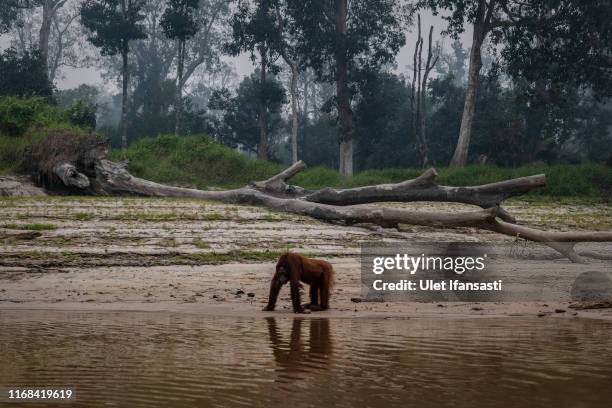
[22,130,610,264]
[303,168,546,208]
[93,159,497,227]
[86,159,612,262]
[232,162,543,223]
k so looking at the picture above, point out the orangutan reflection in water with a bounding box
[265,318,333,384]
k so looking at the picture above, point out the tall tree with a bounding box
[271,0,303,164]
[226,0,280,160]
[435,39,467,82]
[286,0,407,176]
[422,0,504,167]
[81,0,147,150]
[410,14,439,168]
[424,0,612,166]
[0,1,39,35]
[209,70,287,156]
[10,0,89,83]
[161,0,200,136]
[38,1,68,76]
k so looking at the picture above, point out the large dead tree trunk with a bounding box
[66,159,609,263]
[30,130,608,265]
[303,168,544,223]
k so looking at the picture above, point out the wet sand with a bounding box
[1,196,611,320]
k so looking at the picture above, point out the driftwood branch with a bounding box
[485,219,612,263]
[303,168,545,223]
[250,160,306,194]
[53,163,90,189]
[85,159,612,263]
[19,138,606,265]
[94,159,498,227]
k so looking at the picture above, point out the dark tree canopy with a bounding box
[0,48,54,98]
[80,0,147,56]
[0,1,42,34]
[501,0,612,99]
[286,0,407,84]
[225,0,279,63]
[160,0,199,41]
[209,70,287,156]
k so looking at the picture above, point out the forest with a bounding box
[2,3,612,406]
[0,0,611,181]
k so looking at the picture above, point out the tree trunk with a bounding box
[34,145,612,263]
[121,42,129,151]
[302,72,309,135]
[418,26,437,168]
[258,46,268,160]
[410,16,421,163]
[290,63,299,163]
[175,39,185,136]
[450,0,487,167]
[38,0,54,78]
[335,0,353,177]
[86,159,611,263]
[303,168,542,222]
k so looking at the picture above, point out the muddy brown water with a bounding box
[1,311,612,408]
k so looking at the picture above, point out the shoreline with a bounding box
[2,300,611,321]
[2,197,611,322]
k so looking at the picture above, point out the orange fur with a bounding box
[263,253,335,313]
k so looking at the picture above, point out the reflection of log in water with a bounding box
[265,318,333,384]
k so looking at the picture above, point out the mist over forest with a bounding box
[1,0,611,177]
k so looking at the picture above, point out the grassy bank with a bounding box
[0,96,92,174]
[113,134,611,200]
[2,129,610,200]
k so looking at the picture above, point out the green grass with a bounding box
[3,223,57,231]
[2,123,610,200]
[73,212,94,221]
[110,134,282,188]
[0,96,93,175]
[116,134,611,200]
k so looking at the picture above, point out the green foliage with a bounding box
[64,101,97,131]
[0,47,54,98]
[160,0,200,41]
[225,0,279,62]
[114,133,611,199]
[209,71,287,156]
[3,223,57,231]
[0,97,97,174]
[353,71,413,170]
[56,84,100,109]
[0,97,59,136]
[80,0,147,56]
[0,1,36,34]
[0,132,42,174]
[502,0,612,100]
[112,134,283,188]
[287,0,406,83]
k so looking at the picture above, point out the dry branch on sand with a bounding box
[25,135,612,263]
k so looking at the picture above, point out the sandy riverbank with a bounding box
[1,196,611,319]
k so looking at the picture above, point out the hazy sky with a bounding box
[1,10,472,91]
